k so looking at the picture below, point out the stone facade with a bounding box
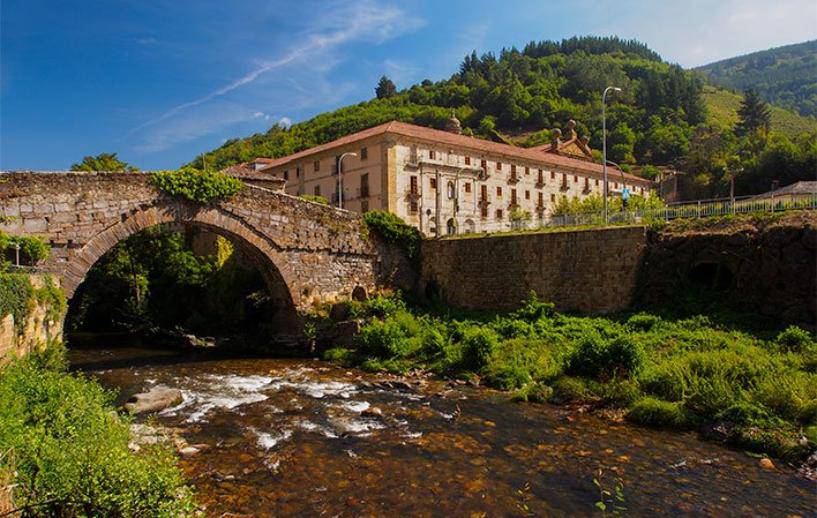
[0,173,410,334]
[0,274,65,363]
[253,120,656,237]
[420,226,647,313]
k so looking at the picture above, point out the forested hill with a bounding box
[695,40,817,118]
[197,36,815,199]
[197,36,704,173]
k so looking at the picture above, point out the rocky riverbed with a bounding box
[69,343,816,516]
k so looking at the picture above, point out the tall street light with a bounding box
[337,152,357,209]
[602,86,621,223]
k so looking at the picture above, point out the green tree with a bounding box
[375,75,397,99]
[735,89,771,136]
[70,152,138,172]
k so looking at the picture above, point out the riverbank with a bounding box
[321,292,817,468]
[0,344,194,515]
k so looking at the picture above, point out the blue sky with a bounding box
[2,0,815,170]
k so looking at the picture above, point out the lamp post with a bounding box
[337,152,357,209]
[602,86,622,223]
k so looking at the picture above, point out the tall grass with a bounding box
[326,292,817,461]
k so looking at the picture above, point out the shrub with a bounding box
[548,376,594,404]
[349,293,406,318]
[299,193,329,205]
[752,371,817,421]
[0,359,194,515]
[513,382,553,403]
[715,402,772,426]
[355,310,421,358]
[150,166,243,203]
[511,292,555,321]
[0,273,34,332]
[491,318,533,339]
[483,338,559,390]
[363,210,422,265]
[775,326,815,353]
[460,326,500,371]
[627,397,689,429]
[567,334,644,379]
[1,233,50,265]
[626,313,661,332]
[323,347,356,365]
[598,379,642,406]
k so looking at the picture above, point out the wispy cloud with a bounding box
[127,0,424,152]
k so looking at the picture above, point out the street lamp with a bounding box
[602,86,622,223]
[337,152,357,209]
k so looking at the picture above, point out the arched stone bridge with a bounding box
[0,172,409,334]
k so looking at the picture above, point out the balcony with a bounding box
[508,172,520,185]
[535,178,545,188]
[559,182,569,192]
[478,197,491,208]
[360,186,370,198]
[405,189,421,201]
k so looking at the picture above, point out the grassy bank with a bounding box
[0,344,194,516]
[324,293,817,462]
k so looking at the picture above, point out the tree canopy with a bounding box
[375,76,397,99]
[70,152,138,172]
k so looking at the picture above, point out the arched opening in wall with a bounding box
[65,222,297,349]
[351,286,368,301]
[446,218,456,235]
[688,262,735,291]
[464,219,475,234]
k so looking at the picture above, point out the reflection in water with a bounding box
[69,344,816,517]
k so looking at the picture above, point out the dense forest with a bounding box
[195,36,815,198]
[696,40,817,118]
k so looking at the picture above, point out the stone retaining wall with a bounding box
[420,226,647,313]
[0,274,65,363]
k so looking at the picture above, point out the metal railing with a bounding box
[447,192,817,236]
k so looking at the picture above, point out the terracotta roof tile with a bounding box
[248,120,654,185]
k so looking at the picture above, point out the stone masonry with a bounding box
[420,226,647,313]
[0,172,409,331]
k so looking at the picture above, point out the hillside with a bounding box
[696,40,817,118]
[701,85,816,137]
[197,36,705,173]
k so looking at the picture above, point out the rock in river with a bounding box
[124,386,183,415]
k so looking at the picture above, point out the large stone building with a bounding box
[230,118,656,235]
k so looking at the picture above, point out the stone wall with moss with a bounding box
[0,273,66,362]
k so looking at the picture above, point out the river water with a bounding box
[68,343,815,517]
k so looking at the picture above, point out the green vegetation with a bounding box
[0,231,50,266]
[701,85,816,137]
[68,228,272,340]
[298,193,329,205]
[70,152,138,172]
[363,210,422,265]
[0,272,65,333]
[324,292,817,461]
[0,346,194,516]
[695,40,817,118]
[150,167,243,204]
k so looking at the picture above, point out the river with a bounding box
[68,342,815,517]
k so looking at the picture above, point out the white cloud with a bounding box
[127,0,424,152]
[278,117,292,128]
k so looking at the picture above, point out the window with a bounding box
[574,175,578,183]
[360,173,370,198]
[447,181,456,200]
[511,189,517,204]
[314,185,321,196]
[496,186,502,197]
[538,192,543,206]
[550,170,555,180]
[481,159,487,170]
[283,170,289,181]
[538,170,543,185]
[465,156,471,165]
[410,176,418,194]
[430,178,437,189]
[481,184,488,199]
[595,179,599,186]
[409,176,418,213]
[429,150,436,160]
[511,164,517,174]
[296,166,301,178]
[314,160,320,172]
[464,183,471,193]
[495,209,503,219]
[550,193,556,202]
[496,161,503,171]
[525,190,530,200]
[481,206,488,219]
[614,182,619,189]
[525,166,530,175]
[360,147,368,160]
[361,200,369,213]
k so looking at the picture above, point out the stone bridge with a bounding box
[0,172,408,334]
